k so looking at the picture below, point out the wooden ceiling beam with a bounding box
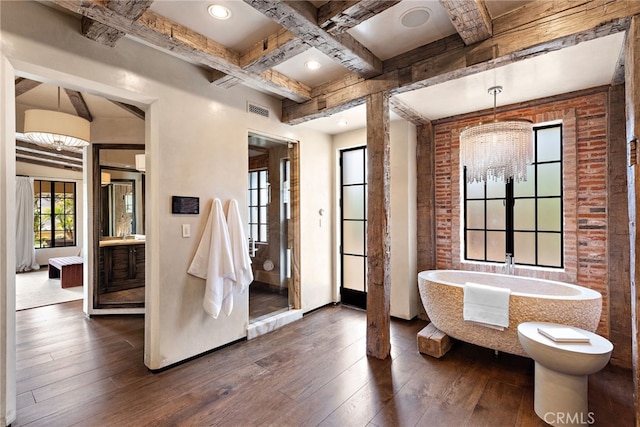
[439,0,492,45]
[15,77,42,97]
[107,100,146,120]
[283,1,638,124]
[244,0,383,78]
[16,140,83,159]
[389,96,430,126]
[16,140,83,171]
[318,1,401,34]
[211,29,309,88]
[63,89,93,122]
[81,0,154,47]
[215,0,400,88]
[51,0,311,103]
[15,154,82,171]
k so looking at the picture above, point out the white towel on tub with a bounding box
[463,282,511,329]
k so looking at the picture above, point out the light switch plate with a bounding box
[182,224,190,238]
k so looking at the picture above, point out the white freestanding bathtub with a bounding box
[418,270,602,357]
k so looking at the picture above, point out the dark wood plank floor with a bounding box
[14,300,633,426]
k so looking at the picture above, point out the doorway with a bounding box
[339,146,368,309]
[247,132,300,322]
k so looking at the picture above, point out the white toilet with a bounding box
[517,322,613,427]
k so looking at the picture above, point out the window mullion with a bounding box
[505,179,514,257]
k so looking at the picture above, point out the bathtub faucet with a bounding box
[505,253,515,275]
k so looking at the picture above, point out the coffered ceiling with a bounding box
[24,0,639,137]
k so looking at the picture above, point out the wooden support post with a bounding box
[624,15,640,426]
[416,122,435,273]
[416,122,435,320]
[366,91,391,359]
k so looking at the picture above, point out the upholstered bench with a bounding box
[48,256,83,288]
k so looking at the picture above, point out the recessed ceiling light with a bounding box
[305,60,321,71]
[208,4,231,20]
[399,7,430,28]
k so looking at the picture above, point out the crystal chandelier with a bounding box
[460,86,533,183]
[24,87,90,151]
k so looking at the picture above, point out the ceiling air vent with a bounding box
[247,102,270,118]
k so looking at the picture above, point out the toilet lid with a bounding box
[518,322,613,355]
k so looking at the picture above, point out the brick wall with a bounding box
[431,88,626,356]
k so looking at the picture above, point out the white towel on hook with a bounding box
[187,198,235,318]
[226,199,254,293]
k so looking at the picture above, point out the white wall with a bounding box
[0,54,18,427]
[0,1,333,402]
[332,120,418,319]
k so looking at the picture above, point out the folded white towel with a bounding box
[187,199,236,319]
[463,282,511,328]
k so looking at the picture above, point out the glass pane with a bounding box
[486,177,505,198]
[343,221,365,255]
[249,172,257,188]
[513,165,535,197]
[514,199,535,230]
[249,189,257,205]
[537,127,562,162]
[343,255,365,291]
[466,180,484,199]
[259,170,268,186]
[41,214,51,230]
[466,200,484,229]
[487,231,505,262]
[342,149,365,185]
[466,230,484,260]
[259,225,267,241]
[65,182,74,193]
[65,199,75,215]
[514,232,535,265]
[538,233,562,267]
[54,182,65,193]
[486,200,505,230]
[40,181,51,193]
[249,207,257,223]
[343,185,365,220]
[259,188,269,204]
[538,163,561,197]
[538,198,561,231]
[250,224,258,239]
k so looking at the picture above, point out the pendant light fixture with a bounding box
[24,86,90,151]
[460,86,533,183]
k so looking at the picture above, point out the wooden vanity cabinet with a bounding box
[99,242,145,294]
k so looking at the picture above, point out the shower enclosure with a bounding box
[247,133,297,322]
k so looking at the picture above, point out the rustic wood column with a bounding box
[416,122,435,273]
[416,122,435,320]
[624,15,640,426]
[366,91,391,359]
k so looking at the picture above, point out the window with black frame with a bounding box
[248,169,269,244]
[34,180,77,248]
[464,124,563,268]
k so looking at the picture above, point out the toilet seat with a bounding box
[518,322,613,427]
[518,322,612,376]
